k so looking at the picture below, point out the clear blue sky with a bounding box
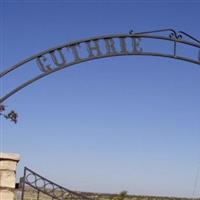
[1,0,200,198]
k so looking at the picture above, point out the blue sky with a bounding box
[1,0,200,198]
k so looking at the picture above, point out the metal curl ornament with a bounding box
[0,104,18,123]
[169,32,183,40]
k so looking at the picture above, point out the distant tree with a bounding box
[112,191,128,200]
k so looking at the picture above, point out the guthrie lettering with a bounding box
[50,49,67,68]
[36,55,52,73]
[86,40,102,58]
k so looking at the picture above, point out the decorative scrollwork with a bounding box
[178,31,200,44]
[0,104,18,123]
[135,28,200,44]
[169,31,183,40]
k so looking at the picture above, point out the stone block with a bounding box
[0,160,17,171]
[0,153,20,162]
[0,190,14,200]
[0,171,16,188]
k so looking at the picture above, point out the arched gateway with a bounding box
[0,29,200,199]
[0,29,200,105]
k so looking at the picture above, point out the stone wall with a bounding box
[0,153,20,200]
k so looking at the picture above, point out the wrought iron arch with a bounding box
[1,29,200,104]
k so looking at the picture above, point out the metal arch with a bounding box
[1,30,200,78]
[0,29,200,104]
[0,52,199,104]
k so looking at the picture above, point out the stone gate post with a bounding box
[0,153,20,200]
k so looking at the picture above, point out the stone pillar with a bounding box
[0,153,20,200]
